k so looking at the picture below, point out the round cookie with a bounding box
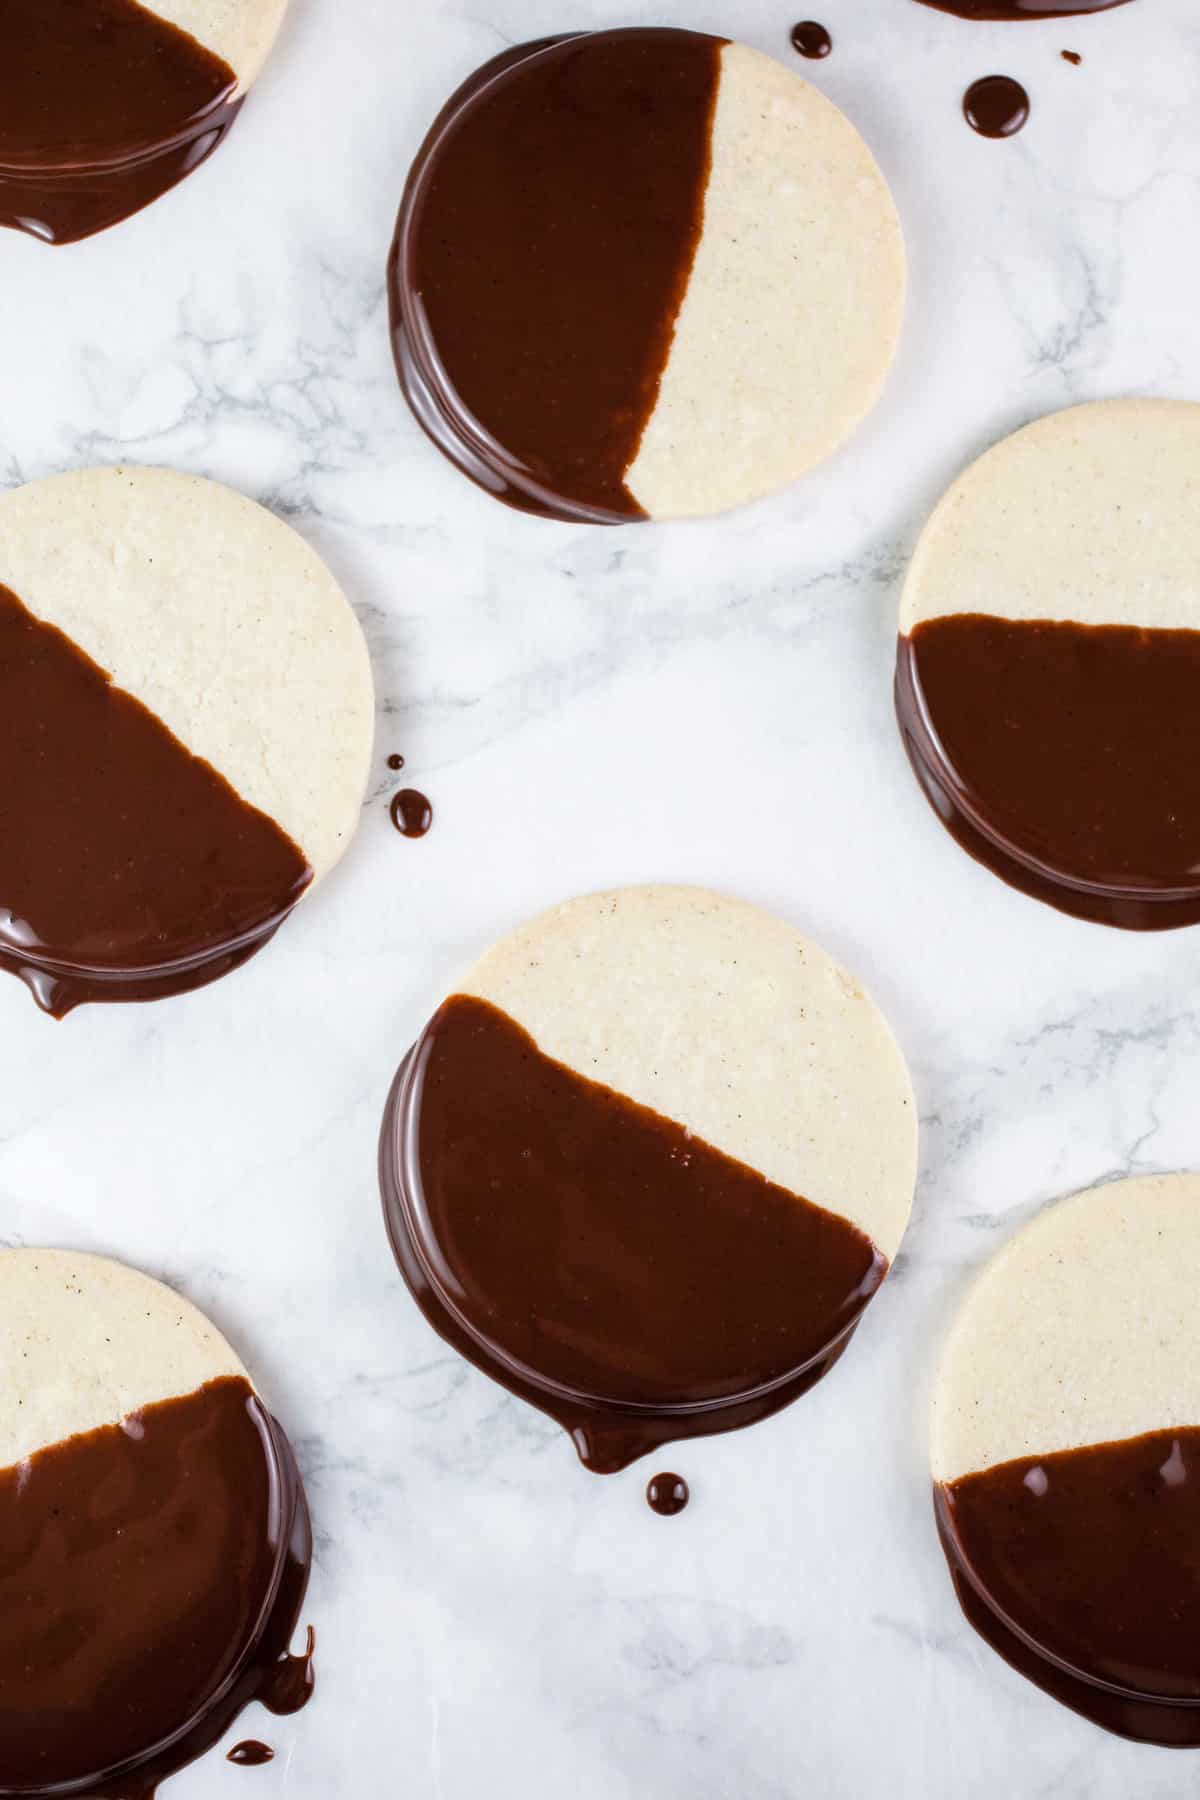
[389,30,905,523]
[0,0,290,245]
[896,399,1200,930]
[0,1248,313,1794]
[0,465,374,1016]
[932,1174,1200,1744]
[380,885,917,1472]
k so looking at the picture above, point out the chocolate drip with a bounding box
[914,0,1130,17]
[895,615,1200,928]
[963,75,1031,136]
[262,1624,316,1713]
[388,30,723,522]
[791,22,833,57]
[227,1742,275,1767]
[380,994,887,1473]
[0,583,311,1016]
[646,1473,690,1516]
[0,0,242,245]
[0,1377,313,1797]
[937,1426,1200,1744]
[390,789,433,839]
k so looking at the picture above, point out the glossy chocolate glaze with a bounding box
[0,0,241,246]
[390,789,433,839]
[914,0,1130,17]
[791,22,833,57]
[895,616,1200,929]
[380,994,887,1473]
[646,1473,690,1516]
[228,1741,275,1766]
[937,1427,1200,1744]
[0,1377,314,1798]
[963,75,1031,135]
[0,583,311,1016]
[388,30,723,523]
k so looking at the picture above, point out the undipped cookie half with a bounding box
[0,1248,314,1797]
[933,1174,1200,1744]
[380,885,917,1472]
[0,465,374,1016]
[896,399,1200,930]
[389,29,905,522]
[0,0,289,244]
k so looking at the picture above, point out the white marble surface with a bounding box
[3,1,1200,1794]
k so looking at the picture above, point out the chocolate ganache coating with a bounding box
[0,582,312,1016]
[380,994,887,1473]
[0,1377,314,1798]
[937,1427,1200,1744]
[895,614,1200,929]
[388,30,724,522]
[0,0,243,245]
[913,0,1130,17]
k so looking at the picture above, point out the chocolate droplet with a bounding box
[790,21,832,58]
[963,75,1030,138]
[647,1472,690,1517]
[228,1741,275,1767]
[390,789,433,839]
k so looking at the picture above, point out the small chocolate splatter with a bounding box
[386,753,406,771]
[1061,48,1082,63]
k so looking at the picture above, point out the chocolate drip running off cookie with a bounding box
[937,1427,1200,1744]
[388,30,723,522]
[0,583,312,1015]
[0,1377,313,1797]
[0,0,241,245]
[380,994,886,1472]
[895,614,1200,928]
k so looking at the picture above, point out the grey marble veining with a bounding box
[3,1,1200,1794]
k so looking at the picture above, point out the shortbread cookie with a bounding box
[0,465,374,1016]
[0,1248,314,1793]
[933,1175,1200,1744]
[389,30,905,522]
[896,399,1200,930]
[380,885,917,1472]
[0,0,289,244]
